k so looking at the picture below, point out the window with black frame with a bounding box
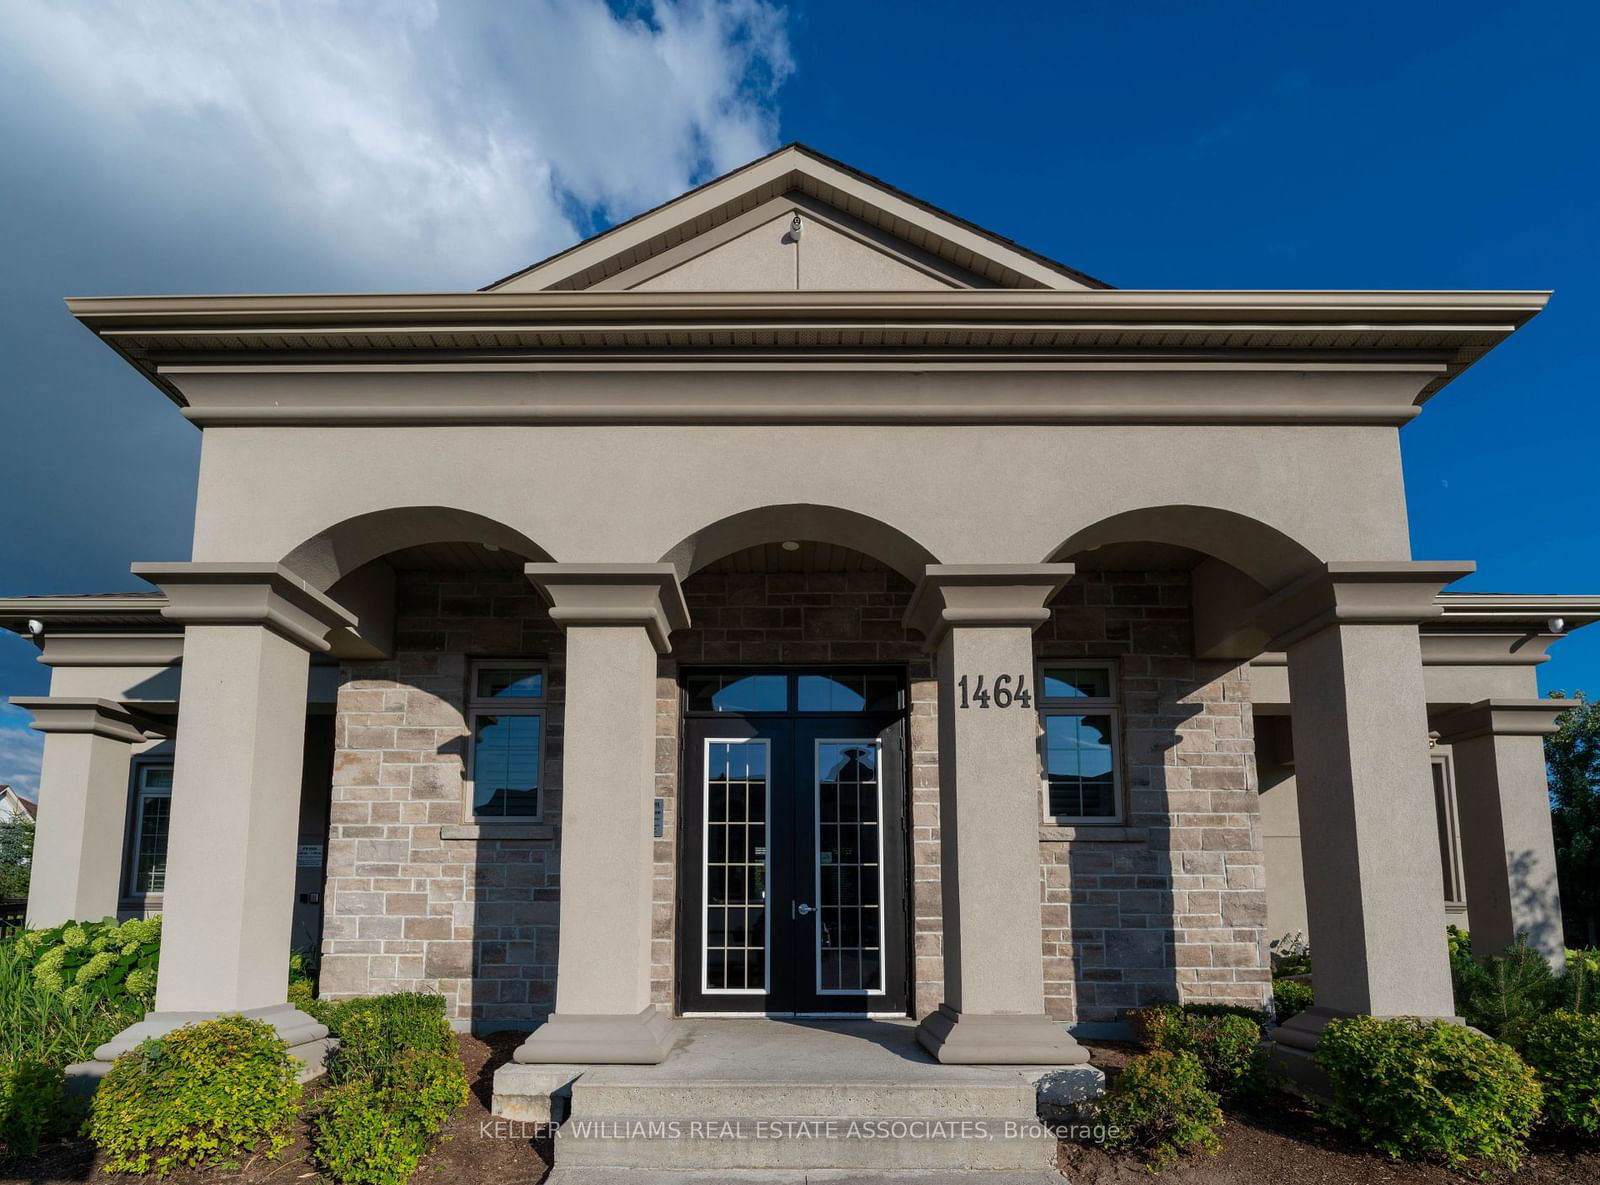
[466,661,545,820]
[1037,664,1122,824]
[129,764,174,895]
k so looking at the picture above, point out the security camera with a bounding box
[789,213,803,240]
[1548,617,1567,635]
[26,619,44,637]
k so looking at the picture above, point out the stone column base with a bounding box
[916,1004,1091,1066]
[69,1004,333,1089]
[514,1006,678,1065]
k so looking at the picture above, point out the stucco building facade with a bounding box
[4,147,1596,1083]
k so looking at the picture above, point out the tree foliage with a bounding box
[0,813,33,899]
[1547,692,1600,947]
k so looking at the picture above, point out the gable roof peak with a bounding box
[485,142,1110,294]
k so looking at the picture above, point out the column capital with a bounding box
[8,696,166,743]
[131,563,356,653]
[1259,561,1476,650]
[903,563,1076,650]
[1433,698,1578,743]
[523,563,690,655]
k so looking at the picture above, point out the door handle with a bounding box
[796,902,815,916]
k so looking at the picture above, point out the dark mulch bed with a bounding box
[2,1032,551,1185]
[1061,1040,1600,1185]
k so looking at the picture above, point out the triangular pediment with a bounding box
[485,144,1109,293]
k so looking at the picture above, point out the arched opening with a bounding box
[659,503,937,584]
[280,506,553,593]
[658,507,940,1019]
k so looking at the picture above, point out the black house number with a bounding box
[957,673,1032,709]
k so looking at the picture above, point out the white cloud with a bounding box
[0,706,44,799]
[0,0,792,287]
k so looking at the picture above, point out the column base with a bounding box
[92,1003,332,1081]
[915,1004,1091,1066]
[514,1006,678,1065]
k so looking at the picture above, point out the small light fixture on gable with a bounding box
[781,540,801,552]
[789,213,803,240]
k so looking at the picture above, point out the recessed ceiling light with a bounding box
[780,540,801,552]
[483,543,501,552]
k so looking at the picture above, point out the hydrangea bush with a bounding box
[16,917,161,1007]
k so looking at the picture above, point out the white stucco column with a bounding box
[1262,561,1473,1071]
[514,564,689,1065]
[10,698,162,927]
[1434,699,1571,966]
[905,565,1090,1065]
[94,563,355,1066]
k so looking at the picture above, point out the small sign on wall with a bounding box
[296,843,324,868]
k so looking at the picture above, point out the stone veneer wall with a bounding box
[1037,571,1269,1024]
[317,564,1267,1030]
[319,571,566,1026]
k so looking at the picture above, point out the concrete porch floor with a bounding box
[496,1017,1103,1183]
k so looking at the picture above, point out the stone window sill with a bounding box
[1038,825,1147,844]
[440,823,555,842]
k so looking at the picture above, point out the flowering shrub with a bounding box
[16,917,161,1008]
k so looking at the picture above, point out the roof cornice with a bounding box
[67,289,1549,423]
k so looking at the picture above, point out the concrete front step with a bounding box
[553,1115,1058,1172]
[570,1076,1040,1120]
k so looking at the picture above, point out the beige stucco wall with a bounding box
[187,423,1410,583]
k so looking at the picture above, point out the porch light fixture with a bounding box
[781,540,800,551]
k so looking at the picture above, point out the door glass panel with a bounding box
[815,740,883,993]
[1041,666,1112,700]
[704,741,769,992]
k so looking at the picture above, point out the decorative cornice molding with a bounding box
[36,632,185,668]
[67,289,1549,418]
[1256,561,1477,650]
[8,696,168,743]
[523,563,690,655]
[1432,698,1579,742]
[131,563,357,653]
[903,564,1076,650]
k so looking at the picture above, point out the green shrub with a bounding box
[1450,933,1559,1044]
[1125,1002,1268,1099]
[324,992,455,1087]
[1521,1010,1600,1136]
[311,994,468,1185]
[0,937,142,1067]
[0,1056,72,1162]
[13,917,161,1009]
[89,1015,302,1176]
[1272,979,1314,1023]
[1316,1016,1542,1170]
[1559,949,1599,1015]
[312,1046,468,1185]
[1099,1050,1222,1170]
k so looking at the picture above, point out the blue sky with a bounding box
[1,0,1596,795]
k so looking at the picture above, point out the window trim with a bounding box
[125,760,175,899]
[1431,747,1467,907]
[465,661,546,823]
[1036,662,1124,826]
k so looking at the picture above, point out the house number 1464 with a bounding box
[956,674,1032,709]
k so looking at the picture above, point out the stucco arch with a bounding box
[1047,504,1323,592]
[659,503,939,581]
[280,505,554,592]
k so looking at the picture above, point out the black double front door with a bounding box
[678,670,908,1015]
